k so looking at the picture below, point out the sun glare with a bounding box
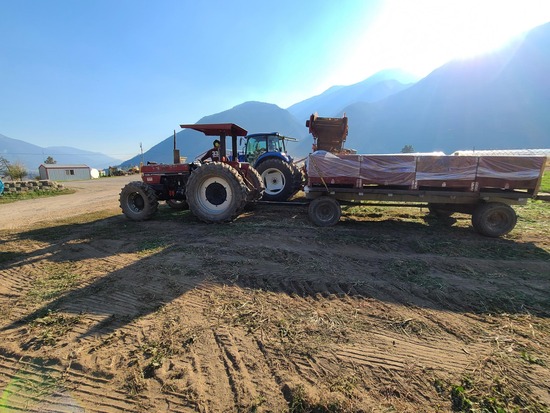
[332,0,550,83]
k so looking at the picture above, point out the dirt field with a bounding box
[1,177,549,412]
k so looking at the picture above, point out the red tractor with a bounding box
[119,123,264,223]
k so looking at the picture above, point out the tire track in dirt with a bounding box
[0,350,136,412]
[1,266,35,298]
[248,274,496,386]
[213,328,262,408]
[334,332,489,373]
[170,280,312,410]
[178,328,237,412]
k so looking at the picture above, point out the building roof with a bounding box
[39,164,90,169]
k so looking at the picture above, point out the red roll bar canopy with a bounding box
[180,123,248,137]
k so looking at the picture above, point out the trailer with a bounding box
[303,114,547,237]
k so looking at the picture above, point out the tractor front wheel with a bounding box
[119,181,159,221]
[186,162,248,223]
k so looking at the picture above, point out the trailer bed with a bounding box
[303,152,547,237]
[306,152,545,197]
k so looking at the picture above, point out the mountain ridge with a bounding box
[339,22,550,154]
[0,133,122,175]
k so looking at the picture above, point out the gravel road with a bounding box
[0,175,136,230]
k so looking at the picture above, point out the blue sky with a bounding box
[2,0,550,161]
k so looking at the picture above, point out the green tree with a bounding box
[44,156,57,164]
[0,156,27,181]
[401,145,415,153]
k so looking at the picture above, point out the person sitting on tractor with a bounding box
[201,139,221,162]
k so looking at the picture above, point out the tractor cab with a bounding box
[239,132,297,165]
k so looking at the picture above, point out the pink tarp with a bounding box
[307,152,546,191]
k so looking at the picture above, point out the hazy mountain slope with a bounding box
[0,134,121,174]
[120,102,309,167]
[341,23,550,154]
[287,69,418,122]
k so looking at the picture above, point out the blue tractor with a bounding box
[238,132,304,201]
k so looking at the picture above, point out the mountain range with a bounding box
[0,134,121,175]
[3,22,550,173]
[341,22,550,154]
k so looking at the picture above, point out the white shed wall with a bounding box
[39,166,91,181]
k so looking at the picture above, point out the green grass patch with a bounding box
[27,262,79,302]
[136,239,170,255]
[520,350,546,366]
[446,375,549,413]
[0,188,75,204]
[383,259,445,290]
[28,309,82,348]
[469,289,550,315]
[411,237,549,260]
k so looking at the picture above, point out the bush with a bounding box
[0,156,27,181]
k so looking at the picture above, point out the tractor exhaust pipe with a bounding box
[173,129,180,164]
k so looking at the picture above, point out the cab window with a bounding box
[267,136,282,152]
[246,136,267,163]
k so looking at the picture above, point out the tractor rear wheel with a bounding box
[244,166,265,203]
[186,162,248,223]
[308,197,341,227]
[256,158,295,201]
[291,164,305,193]
[471,202,517,237]
[119,181,159,221]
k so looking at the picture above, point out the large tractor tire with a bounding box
[119,181,159,221]
[185,162,248,223]
[471,202,517,237]
[256,158,295,201]
[243,166,265,203]
[291,164,306,193]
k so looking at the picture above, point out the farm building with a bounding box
[38,164,92,181]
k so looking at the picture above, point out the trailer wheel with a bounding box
[308,197,341,227]
[167,199,189,210]
[471,202,517,237]
[244,166,265,203]
[186,162,247,223]
[256,158,295,201]
[119,181,159,221]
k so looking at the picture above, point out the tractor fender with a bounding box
[254,152,291,168]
